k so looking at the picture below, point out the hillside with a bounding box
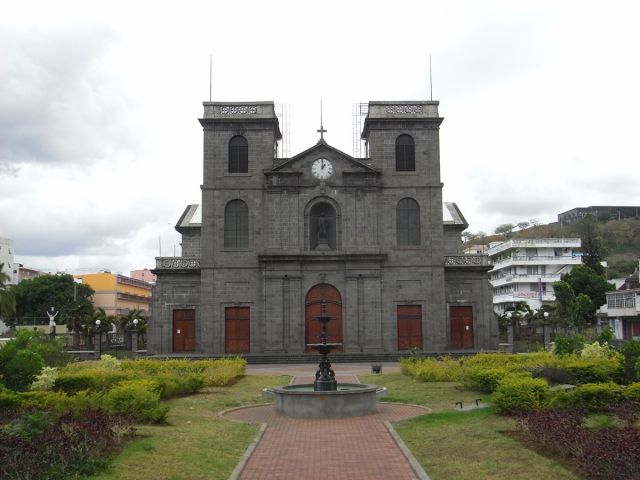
[465,218,640,279]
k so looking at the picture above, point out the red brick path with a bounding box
[224,374,428,480]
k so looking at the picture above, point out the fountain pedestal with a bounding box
[263,298,387,418]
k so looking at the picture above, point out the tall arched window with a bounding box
[397,198,420,246]
[310,202,336,250]
[395,134,415,171]
[224,200,249,248]
[228,136,248,173]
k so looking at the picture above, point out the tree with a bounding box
[494,223,515,235]
[516,221,530,231]
[0,262,16,322]
[575,216,607,275]
[461,231,476,242]
[11,274,94,328]
[561,265,615,311]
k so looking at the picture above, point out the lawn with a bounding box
[90,375,289,480]
[361,373,582,480]
[91,371,584,480]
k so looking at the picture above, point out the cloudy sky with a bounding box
[1,0,639,275]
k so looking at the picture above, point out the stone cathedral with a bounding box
[149,100,498,357]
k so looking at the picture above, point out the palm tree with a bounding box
[117,309,147,349]
[64,302,94,348]
[0,263,16,322]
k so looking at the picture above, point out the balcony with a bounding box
[606,291,640,317]
[493,292,556,304]
[154,257,201,271]
[444,255,489,267]
[487,238,581,256]
[490,255,581,270]
[490,273,561,287]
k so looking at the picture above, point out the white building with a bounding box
[486,238,582,314]
[0,237,17,285]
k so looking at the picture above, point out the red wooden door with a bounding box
[305,284,343,352]
[397,305,423,350]
[450,306,474,348]
[173,309,196,353]
[225,307,250,354]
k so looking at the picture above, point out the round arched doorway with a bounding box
[305,283,343,352]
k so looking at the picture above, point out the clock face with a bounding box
[311,158,334,179]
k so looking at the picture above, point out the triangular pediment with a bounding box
[269,140,376,173]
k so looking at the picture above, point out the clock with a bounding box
[311,158,334,180]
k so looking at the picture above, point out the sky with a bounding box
[1,0,639,275]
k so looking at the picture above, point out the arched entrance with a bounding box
[305,283,343,352]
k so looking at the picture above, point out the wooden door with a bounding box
[450,306,474,349]
[173,309,196,353]
[305,284,343,352]
[397,305,423,350]
[225,307,250,354]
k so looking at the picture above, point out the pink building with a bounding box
[130,268,157,285]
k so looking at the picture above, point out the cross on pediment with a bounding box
[317,100,326,141]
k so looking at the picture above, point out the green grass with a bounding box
[363,373,581,480]
[360,373,486,412]
[90,375,289,480]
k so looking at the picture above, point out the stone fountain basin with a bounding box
[263,383,388,418]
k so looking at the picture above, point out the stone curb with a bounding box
[384,420,432,480]
[227,423,267,480]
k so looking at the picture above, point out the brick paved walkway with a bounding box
[223,374,429,480]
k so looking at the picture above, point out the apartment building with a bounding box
[75,272,153,317]
[487,238,582,314]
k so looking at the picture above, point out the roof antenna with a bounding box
[429,53,433,101]
[209,54,213,102]
[317,100,327,142]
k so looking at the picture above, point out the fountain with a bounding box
[264,301,386,418]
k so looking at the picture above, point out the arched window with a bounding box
[397,198,420,246]
[228,136,248,173]
[310,202,336,250]
[395,134,415,171]
[224,200,249,248]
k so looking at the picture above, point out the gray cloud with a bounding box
[0,25,135,172]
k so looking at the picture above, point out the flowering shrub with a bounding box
[580,341,620,360]
[30,366,59,391]
[517,408,640,480]
[0,409,134,480]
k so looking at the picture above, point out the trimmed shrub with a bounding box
[461,366,528,393]
[561,357,623,384]
[493,376,549,414]
[400,356,462,382]
[54,371,129,394]
[103,380,168,423]
[551,382,624,412]
[623,382,640,402]
[621,340,640,383]
[154,373,205,398]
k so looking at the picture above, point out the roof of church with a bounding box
[443,202,468,228]
[175,204,201,233]
[271,140,376,172]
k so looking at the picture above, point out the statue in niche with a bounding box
[317,213,330,241]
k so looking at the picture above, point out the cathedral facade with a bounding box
[149,100,497,356]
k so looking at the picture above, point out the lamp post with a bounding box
[543,311,551,350]
[505,311,514,351]
[132,318,139,353]
[95,319,102,360]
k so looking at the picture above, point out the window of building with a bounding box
[396,198,420,246]
[224,200,249,248]
[228,136,248,173]
[395,134,415,171]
